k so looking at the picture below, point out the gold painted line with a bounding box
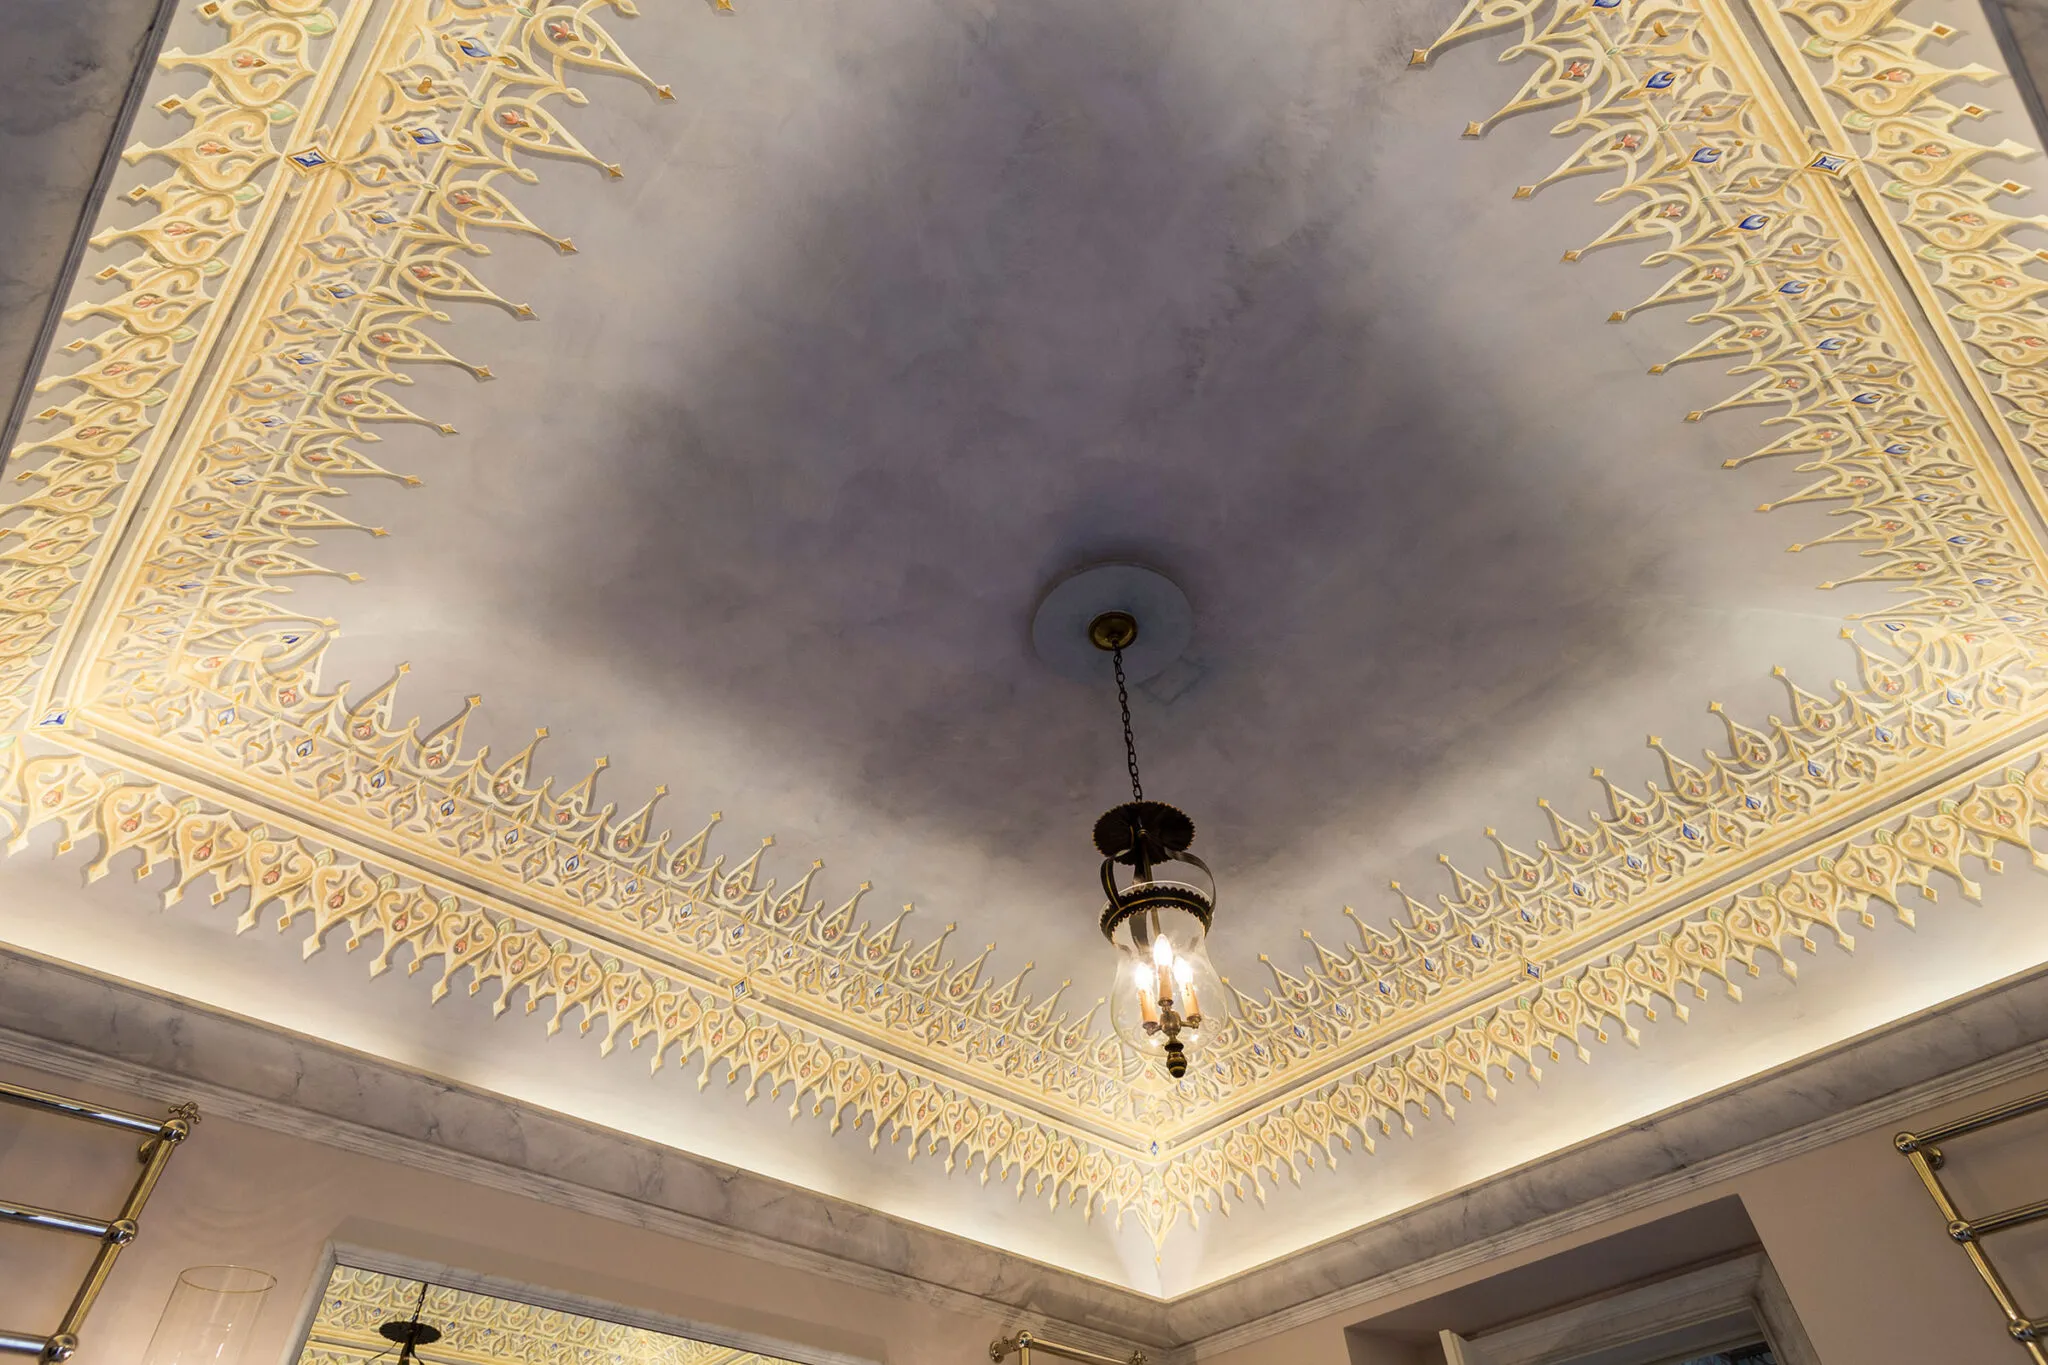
[52,721,1165,1160]
[27,0,1162,1148]
[1733,0,2048,542]
[1698,0,2048,590]
[48,13,1090,1126]
[75,0,429,703]
[161,0,456,676]
[127,649,1135,1099]
[1161,710,2048,1152]
[1642,2,1997,599]
[39,0,386,718]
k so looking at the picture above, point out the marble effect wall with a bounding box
[0,0,167,455]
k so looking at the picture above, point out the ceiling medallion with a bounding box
[1085,607,1223,1082]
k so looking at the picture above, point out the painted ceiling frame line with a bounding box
[32,0,1080,1128]
[18,708,1164,1153]
[98,597,2036,1135]
[1421,0,2048,652]
[1146,0,2048,1195]
[36,0,1155,1137]
[10,0,385,732]
[46,0,525,714]
[141,0,592,694]
[0,721,1187,1226]
[1172,650,2045,1133]
[0,0,2015,1236]
[109,596,2035,1136]
[1723,0,2048,549]
[1466,0,2048,630]
[67,584,2048,1151]
[1113,680,2048,1222]
[68,626,2048,1186]
[1774,0,2048,559]
[100,674,1140,1113]
[34,663,2048,1169]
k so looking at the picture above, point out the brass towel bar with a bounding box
[990,1330,1147,1365]
[0,1079,198,1363]
[1897,1086,2048,1362]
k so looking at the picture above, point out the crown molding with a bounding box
[1,942,2046,1360]
[0,945,1175,1355]
[0,0,179,471]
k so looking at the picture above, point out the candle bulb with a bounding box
[1174,959,1200,1025]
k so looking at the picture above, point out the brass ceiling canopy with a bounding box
[1087,610,1138,652]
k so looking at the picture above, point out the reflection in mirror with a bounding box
[294,1267,813,1365]
[1673,1345,1775,1365]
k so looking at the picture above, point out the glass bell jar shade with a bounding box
[140,1265,275,1365]
[1096,797,1224,1080]
[1107,903,1224,1076]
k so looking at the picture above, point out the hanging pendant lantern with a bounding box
[1087,611,1223,1080]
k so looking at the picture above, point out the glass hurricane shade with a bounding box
[1107,902,1223,1072]
[140,1265,275,1365]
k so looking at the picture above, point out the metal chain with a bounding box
[1112,646,1143,802]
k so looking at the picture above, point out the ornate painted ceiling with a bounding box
[8,0,2048,1300]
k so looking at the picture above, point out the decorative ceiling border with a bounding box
[5,0,2048,1242]
[7,690,2048,1240]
